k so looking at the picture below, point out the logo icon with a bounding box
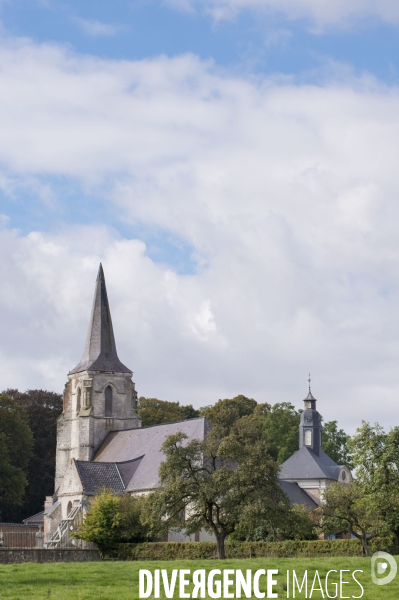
[371,551,397,586]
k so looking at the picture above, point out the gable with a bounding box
[57,461,83,496]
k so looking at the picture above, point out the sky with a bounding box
[1,0,399,432]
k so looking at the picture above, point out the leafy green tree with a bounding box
[264,403,300,463]
[0,394,33,519]
[232,503,319,542]
[145,411,290,559]
[323,420,352,468]
[201,395,260,435]
[321,481,382,556]
[118,494,151,543]
[2,389,63,521]
[138,397,199,427]
[349,422,399,543]
[75,491,150,555]
[75,491,121,556]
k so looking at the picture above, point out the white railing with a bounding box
[45,503,90,549]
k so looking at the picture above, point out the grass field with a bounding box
[0,557,397,599]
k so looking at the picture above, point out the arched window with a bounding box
[105,386,113,417]
[67,501,73,517]
[76,388,81,413]
[304,429,312,446]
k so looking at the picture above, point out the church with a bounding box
[43,265,351,546]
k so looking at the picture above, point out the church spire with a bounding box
[69,264,131,374]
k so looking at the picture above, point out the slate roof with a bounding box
[93,417,210,492]
[22,511,44,525]
[70,264,131,374]
[75,460,125,494]
[280,482,318,510]
[280,445,342,481]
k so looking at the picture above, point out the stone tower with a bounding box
[55,264,141,492]
[299,385,322,456]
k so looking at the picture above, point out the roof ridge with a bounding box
[115,455,144,465]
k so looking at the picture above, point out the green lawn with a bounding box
[0,557,397,599]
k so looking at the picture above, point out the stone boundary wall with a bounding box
[0,549,101,564]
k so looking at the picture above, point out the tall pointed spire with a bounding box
[70,264,131,374]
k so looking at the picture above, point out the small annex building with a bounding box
[43,265,351,546]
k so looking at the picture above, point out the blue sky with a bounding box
[2,0,399,81]
[1,0,399,82]
[2,0,399,428]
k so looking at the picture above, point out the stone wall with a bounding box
[0,549,100,564]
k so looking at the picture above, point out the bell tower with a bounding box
[55,264,141,492]
[299,375,322,456]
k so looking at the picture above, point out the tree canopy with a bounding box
[75,491,150,556]
[263,402,300,463]
[1,389,62,521]
[348,421,399,543]
[321,481,381,556]
[323,420,352,468]
[0,394,33,519]
[201,395,259,435]
[137,397,199,427]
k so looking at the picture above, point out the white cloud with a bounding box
[165,0,399,29]
[73,17,125,37]
[1,39,399,431]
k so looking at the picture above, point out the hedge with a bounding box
[112,537,399,561]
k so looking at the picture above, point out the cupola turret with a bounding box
[299,375,322,456]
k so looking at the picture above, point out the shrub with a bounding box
[110,538,399,561]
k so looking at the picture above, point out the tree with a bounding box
[137,397,200,427]
[264,403,300,463]
[75,491,150,556]
[232,503,319,542]
[118,494,151,543]
[201,395,260,435]
[75,491,121,556]
[348,421,399,543]
[323,420,352,468]
[145,411,290,559]
[321,482,382,556]
[2,389,63,521]
[0,394,33,519]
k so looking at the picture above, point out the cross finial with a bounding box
[308,373,312,393]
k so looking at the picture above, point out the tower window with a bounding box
[76,388,81,413]
[304,429,312,446]
[105,386,113,417]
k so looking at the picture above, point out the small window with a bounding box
[67,501,73,517]
[342,470,346,481]
[105,386,113,417]
[306,401,312,409]
[76,388,81,413]
[304,429,312,446]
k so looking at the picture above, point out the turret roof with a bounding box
[69,264,131,374]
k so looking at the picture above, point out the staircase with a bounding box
[46,503,83,549]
